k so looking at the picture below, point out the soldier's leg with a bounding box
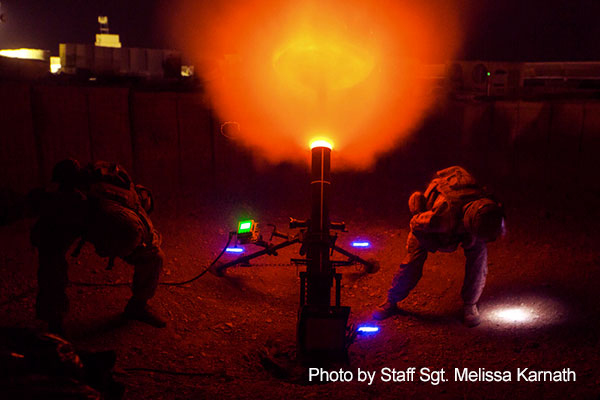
[387,232,428,303]
[461,239,488,327]
[35,228,77,334]
[128,245,163,303]
[461,239,488,305]
[374,232,428,320]
[36,246,69,330]
[123,239,166,328]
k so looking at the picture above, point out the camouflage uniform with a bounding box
[31,161,163,327]
[386,166,494,306]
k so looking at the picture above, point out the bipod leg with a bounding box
[210,238,301,276]
[331,245,380,274]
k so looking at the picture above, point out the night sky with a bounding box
[0,0,599,62]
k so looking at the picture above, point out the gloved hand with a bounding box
[408,191,426,215]
[410,212,432,232]
[135,185,154,214]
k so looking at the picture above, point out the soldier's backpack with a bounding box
[86,161,132,190]
[83,162,153,214]
[424,166,485,210]
[79,162,154,261]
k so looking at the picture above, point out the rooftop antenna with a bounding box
[98,16,109,33]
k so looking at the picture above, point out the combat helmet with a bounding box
[463,198,505,242]
[51,158,82,189]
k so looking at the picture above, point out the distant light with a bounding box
[0,48,47,61]
[486,71,491,77]
[351,241,371,248]
[494,307,531,323]
[95,34,122,48]
[225,247,244,253]
[310,139,333,150]
[181,65,194,77]
[357,325,380,334]
[50,56,61,74]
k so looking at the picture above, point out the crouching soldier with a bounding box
[373,166,505,327]
[31,159,166,334]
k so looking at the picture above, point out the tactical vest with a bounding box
[88,161,132,189]
[81,162,154,251]
[83,162,141,211]
[424,166,485,212]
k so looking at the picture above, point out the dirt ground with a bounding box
[1,178,599,399]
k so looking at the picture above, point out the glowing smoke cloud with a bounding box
[171,0,462,169]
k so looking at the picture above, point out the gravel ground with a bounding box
[1,179,599,399]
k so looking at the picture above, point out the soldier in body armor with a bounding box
[373,166,505,327]
[31,159,166,334]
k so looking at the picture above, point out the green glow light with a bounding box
[238,220,254,234]
[487,72,491,76]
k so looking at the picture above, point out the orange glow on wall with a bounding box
[272,36,375,94]
[171,0,462,168]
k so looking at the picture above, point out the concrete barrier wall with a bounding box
[582,103,600,181]
[31,85,92,183]
[413,99,600,191]
[0,82,599,201]
[0,84,37,192]
[509,101,549,184]
[87,87,133,174]
[177,94,214,196]
[130,92,180,203]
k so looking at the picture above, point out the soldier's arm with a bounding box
[410,201,456,233]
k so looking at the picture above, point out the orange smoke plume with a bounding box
[171,0,462,169]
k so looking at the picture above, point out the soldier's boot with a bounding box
[373,300,399,320]
[124,298,167,328]
[463,304,481,327]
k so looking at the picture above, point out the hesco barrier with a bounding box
[0,82,599,201]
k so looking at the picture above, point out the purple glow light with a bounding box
[357,325,380,334]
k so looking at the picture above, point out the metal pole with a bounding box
[306,145,332,306]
